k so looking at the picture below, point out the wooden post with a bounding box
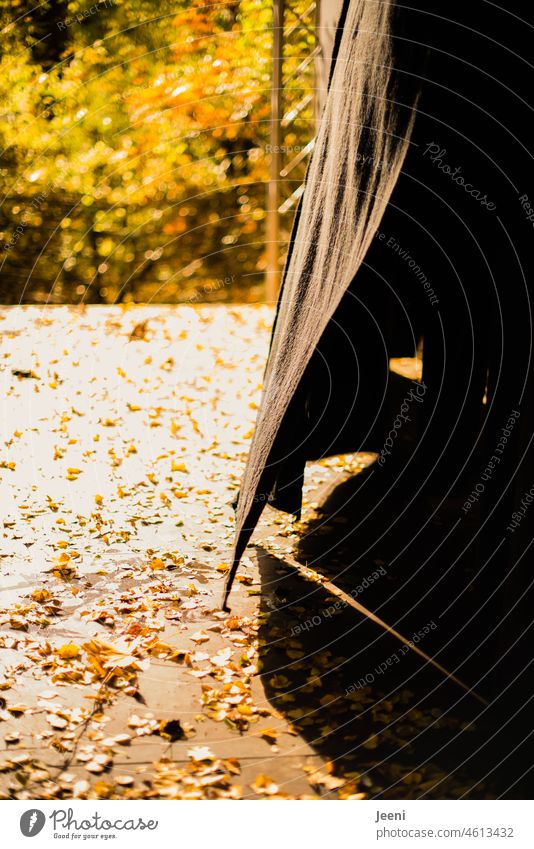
[265,0,284,304]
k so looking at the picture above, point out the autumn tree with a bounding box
[0,0,313,304]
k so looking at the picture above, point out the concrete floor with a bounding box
[0,305,506,800]
[0,305,352,799]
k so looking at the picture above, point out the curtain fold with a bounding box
[223,0,532,607]
[223,0,429,605]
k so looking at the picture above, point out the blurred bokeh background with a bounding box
[0,0,317,304]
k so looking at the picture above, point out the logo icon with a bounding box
[20,810,46,837]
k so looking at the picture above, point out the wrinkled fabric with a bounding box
[224,0,532,605]
[223,0,428,604]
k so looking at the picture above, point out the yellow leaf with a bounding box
[338,782,364,799]
[31,589,52,603]
[47,714,68,729]
[187,746,214,762]
[94,780,114,798]
[190,630,209,644]
[259,727,279,744]
[57,643,80,660]
[251,774,279,795]
[225,616,242,630]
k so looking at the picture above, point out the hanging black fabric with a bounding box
[224,0,532,607]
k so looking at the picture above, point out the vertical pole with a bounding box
[314,0,322,129]
[265,0,284,304]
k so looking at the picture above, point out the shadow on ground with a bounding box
[255,466,531,798]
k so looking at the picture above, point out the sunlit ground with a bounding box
[0,305,373,799]
[0,305,448,800]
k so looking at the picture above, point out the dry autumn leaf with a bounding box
[56,644,80,660]
[251,774,279,796]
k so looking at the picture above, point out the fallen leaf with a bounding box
[188,746,214,762]
[251,774,279,796]
[57,643,80,660]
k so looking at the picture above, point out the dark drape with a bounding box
[224,0,533,606]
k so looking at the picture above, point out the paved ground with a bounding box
[0,305,373,800]
[0,306,504,800]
